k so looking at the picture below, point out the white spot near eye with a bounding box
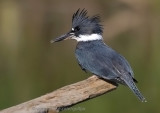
[72,28,74,31]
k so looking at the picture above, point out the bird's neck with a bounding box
[76,39,105,50]
[76,34,103,42]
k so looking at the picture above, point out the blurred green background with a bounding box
[0,0,160,113]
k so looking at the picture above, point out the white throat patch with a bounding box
[72,34,103,42]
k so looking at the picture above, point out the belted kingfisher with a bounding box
[51,9,146,102]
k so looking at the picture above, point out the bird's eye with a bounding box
[72,26,80,32]
[75,26,80,31]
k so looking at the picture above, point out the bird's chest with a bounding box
[75,42,94,64]
[75,45,90,62]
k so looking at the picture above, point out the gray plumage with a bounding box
[52,9,146,102]
[75,40,146,102]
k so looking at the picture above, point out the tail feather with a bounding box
[124,78,147,102]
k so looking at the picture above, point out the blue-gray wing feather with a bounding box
[75,41,134,81]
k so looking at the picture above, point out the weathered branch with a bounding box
[0,75,117,113]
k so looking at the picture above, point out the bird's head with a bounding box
[51,9,103,43]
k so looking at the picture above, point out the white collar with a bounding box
[72,34,103,42]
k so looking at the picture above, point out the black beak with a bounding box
[50,32,73,43]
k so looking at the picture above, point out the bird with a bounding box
[51,9,146,102]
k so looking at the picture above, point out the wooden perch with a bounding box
[0,75,117,113]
